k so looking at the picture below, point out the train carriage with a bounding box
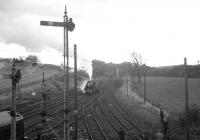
[0,111,24,140]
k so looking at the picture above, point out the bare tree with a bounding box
[131,52,143,83]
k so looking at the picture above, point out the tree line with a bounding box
[92,53,200,81]
[92,59,133,79]
[0,55,40,66]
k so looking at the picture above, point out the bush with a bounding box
[178,104,200,128]
[97,78,123,93]
[112,78,123,89]
[106,78,123,92]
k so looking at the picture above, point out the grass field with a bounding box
[0,64,61,109]
[0,63,89,109]
[0,64,60,91]
[134,76,200,115]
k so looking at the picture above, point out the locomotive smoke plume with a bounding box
[87,63,92,80]
[78,58,93,80]
[79,62,92,92]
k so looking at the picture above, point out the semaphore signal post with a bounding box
[40,5,75,140]
[184,58,189,140]
[10,59,21,140]
[2,59,21,140]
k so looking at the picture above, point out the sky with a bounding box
[0,0,200,67]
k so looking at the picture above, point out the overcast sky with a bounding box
[0,0,200,66]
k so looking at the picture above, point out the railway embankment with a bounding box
[113,76,162,138]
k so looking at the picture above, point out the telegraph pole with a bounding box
[40,6,75,140]
[74,44,78,140]
[126,62,128,95]
[11,61,16,140]
[65,8,70,140]
[63,7,67,140]
[143,64,146,104]
[184,58,189,140]
[117,65,119,78]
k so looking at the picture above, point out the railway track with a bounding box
[99,94,131,139]
[50,96,87,139]
[99,92,143,140]
[24,93,79,138]
[110,90,154,137]
[20,94,63,120]
[24,97,65,137]
[108,91,144,138]
[15,79,147,140]
[56,95,98,139]
[83,97,109,140]
[20,86,78,137]
[93,98,117,139]
[78,91,143,140]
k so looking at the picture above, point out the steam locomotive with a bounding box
[84,80,99,95]
[0,111,24,140]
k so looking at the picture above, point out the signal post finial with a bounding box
[64,5,67,15]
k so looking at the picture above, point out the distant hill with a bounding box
[91,59,200,78]
[147,64,200,78]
